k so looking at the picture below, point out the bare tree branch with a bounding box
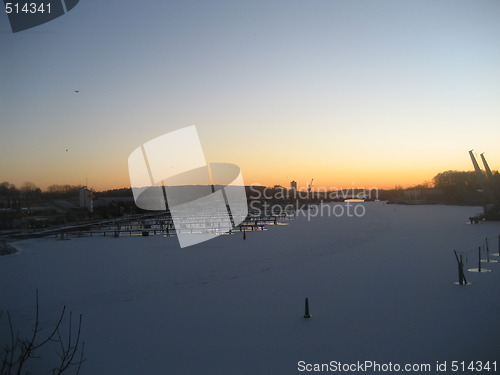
[1,291,85,375]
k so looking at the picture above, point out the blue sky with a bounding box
[1,0,499,190]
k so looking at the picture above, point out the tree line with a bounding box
[2,168,499,206]
[431,170,500,204]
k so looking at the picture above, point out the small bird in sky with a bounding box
[74,90,79,93]
[66,149,68,152]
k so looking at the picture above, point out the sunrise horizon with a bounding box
[1,162,491,193]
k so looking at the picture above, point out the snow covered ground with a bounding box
[1,202,499,374]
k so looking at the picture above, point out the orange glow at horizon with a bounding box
[3,146,496,192]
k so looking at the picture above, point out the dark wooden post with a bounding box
[460,255,467,285]
[485,238,490,262]
[243,230,246,240]
[458,255,464,285]
[304,298,311,318]
[478,246,481,272]
[454,250,467,285]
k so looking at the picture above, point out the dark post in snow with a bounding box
[454,250,467,285]
[460,255,467,284]
[304,298,311,318]
[243,230,246,240]
[485,238,490,262]
[478,246,481,272]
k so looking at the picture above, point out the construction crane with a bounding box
[469,150,497,202]
[469,150,500,219]
[480,153,494,180]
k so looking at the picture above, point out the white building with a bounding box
[79,187,93,213]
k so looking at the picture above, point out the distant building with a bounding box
[79,187,93,213]
[290,181,297,191]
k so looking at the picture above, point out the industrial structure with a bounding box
[469,150,500,220]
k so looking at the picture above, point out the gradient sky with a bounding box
[1,0,499,191]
